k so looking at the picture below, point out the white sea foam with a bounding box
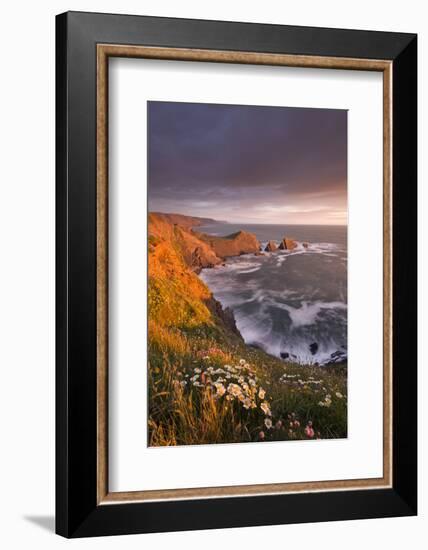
[274,300,347,328]
[238,267,262,274]
[199,237,347,365]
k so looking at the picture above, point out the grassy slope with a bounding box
[148,215,347,447]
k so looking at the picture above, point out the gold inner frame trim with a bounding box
[96,44,393,505]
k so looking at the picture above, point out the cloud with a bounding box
[148,101,347,225]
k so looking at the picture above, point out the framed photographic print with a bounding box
[56,11,417,537]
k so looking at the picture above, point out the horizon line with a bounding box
[149,211,347,227]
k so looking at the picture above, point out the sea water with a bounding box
[199,224,347,366]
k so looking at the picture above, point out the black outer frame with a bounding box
[56,11,417,538]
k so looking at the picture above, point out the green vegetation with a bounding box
[147,218,347,447]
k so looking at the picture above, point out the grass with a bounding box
[147,233,347,447]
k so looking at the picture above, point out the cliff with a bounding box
[149,213,260,271]
[148,212,244,340]
[147,212,347,447]
[150,212,223,230]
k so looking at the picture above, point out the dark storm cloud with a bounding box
[148,101,347,224]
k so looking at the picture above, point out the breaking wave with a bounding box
[200,236,347,366]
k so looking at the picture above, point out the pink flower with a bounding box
[259,431,265,440]
[305,425,315,438]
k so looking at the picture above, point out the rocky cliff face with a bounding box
[149,212,221,272]
[149,213,260,271]
[148,212,245,341]
[150,212,222,230]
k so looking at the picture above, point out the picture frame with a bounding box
[56,11,417,538]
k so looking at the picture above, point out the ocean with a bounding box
[198,224,347,366]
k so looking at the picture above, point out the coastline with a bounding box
[147,212,347,446]
[149,211,347,367]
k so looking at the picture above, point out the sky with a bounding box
[148,101,347,225]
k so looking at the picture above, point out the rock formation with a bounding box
[195,230,260,259]
[264,240,278,252]
[150,212,222,230]
[148,213,222,273]
[149,212,260,273]
[278,237,297,250]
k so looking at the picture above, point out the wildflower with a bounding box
[260,401,272,416]
[318,401,325,407]
[258,388,266,400]
[180,380,187,388]
[248,378,256,387]
[259,431,265,440]
[243,397,253,409]
[324,397,332,407]
[194,368,201,373]
[275,420,283,430]
[214,382,226,397]
[239,359,246,366]
[238,375,245,384]
[336,392,343,399]
[264,418,273,429]
[227,383,242,397]
[305,424,315,438]
[294,420,300,428]
[203,356,209,360]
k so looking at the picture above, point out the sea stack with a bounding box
[264,240,278,252]
[278,237,297,251]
